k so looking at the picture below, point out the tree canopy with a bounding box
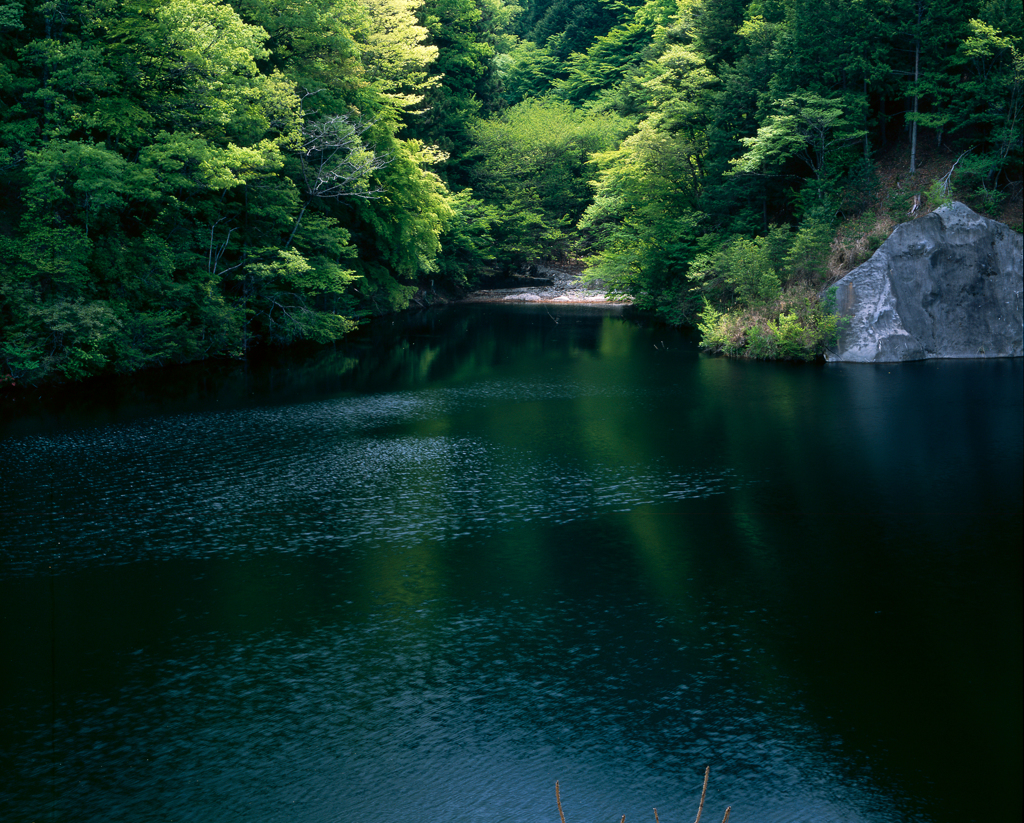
[2,0,1021,381]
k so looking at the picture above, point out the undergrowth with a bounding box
[697,286,843,361]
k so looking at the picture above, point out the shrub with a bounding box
[698,286,842,361]
[772,310,814,359]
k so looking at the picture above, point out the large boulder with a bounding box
[827,202,1023,362]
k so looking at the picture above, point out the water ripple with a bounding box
[0,597,917,823]
[0,384,746,576]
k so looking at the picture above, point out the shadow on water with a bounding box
[1,304,1020,823]
[0,304,640,437]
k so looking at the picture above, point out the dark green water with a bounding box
[1,304,1021,823]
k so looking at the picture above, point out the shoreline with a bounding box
[459,289,625,305]
[459,261,629,305]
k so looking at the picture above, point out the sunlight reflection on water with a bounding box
[0,382,748,576]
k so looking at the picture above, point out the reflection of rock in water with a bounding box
[827,202,1023,362]
[462,262,622,304]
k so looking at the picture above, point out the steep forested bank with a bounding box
[0,0,463,385]
[491,0,1023,360]
[1,0,1021,385]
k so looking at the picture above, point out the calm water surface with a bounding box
[1,304,1021,823]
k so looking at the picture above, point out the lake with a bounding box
[1,303,1021,823]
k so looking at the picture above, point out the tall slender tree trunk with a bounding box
[864,79,871,158]
[909,0,922,173]
[285,199,312,250]
[910,41,919,172]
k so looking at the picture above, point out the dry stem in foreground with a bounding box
[556,766,731,823]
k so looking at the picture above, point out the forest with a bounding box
[0,0,1021,383]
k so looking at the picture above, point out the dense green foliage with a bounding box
[0,0,461,381]
[566,0,1022,358]
[469,98,628,266]
[2,0,1021,381]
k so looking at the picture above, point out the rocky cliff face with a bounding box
[827,202,1023,362]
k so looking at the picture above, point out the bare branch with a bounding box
[297,113,391,201]
[208,217,237,275]
[939,149,971,196]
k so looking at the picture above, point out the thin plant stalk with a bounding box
[556,765,728,823]
[694,765,710,823]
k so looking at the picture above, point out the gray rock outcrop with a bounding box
[827,202,1023,362]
